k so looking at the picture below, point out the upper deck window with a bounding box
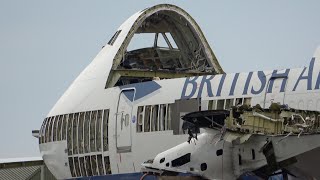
[107,30,121,45]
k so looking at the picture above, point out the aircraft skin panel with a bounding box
[39,141,71,179]
[38,4,320,179]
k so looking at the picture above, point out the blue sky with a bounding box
[0,0,319,158]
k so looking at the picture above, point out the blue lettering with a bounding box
[198,75,215,98]
[267,69,290,93]
[243,72,253,95]
[293,58,315,91]
[229,73,239,96]
[251,71,266,95]
[181,77,198,99]
[315,72,320,90]
[216,74,226,97]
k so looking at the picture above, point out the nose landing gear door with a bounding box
[116,88,135,153]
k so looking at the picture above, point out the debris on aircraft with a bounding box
[142,104,320,179]
[182,103,320,137]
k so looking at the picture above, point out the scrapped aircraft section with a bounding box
[106,4,224,87]
[142,104,320,179]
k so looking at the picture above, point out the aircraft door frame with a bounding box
[115,88,135,153]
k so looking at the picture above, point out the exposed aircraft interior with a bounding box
[105,8,224,87]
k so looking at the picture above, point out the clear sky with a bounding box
[0,0,319,158]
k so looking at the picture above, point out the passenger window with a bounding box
[79,157,86,177]
[97,154,104,175]
[90,111,97,152]
[137,106,144,132]
[40,118,48,144]
[91,155,98,176]
[107,30,121,45]
[68,157,76,177]
[104,156,111,174]
[103,109,109,151]
[62,115,67,140]
[67,114,73,155]
[166,104,172,130]
[85,156,92,176]
[48,116,54,142]
[244,97,252,106]
[78,112,85,154]
[151,105,159,131]
[96,110,102,151]
[73,113,79,154]
[159,105,165,131]
[208,100,217,110]
[217,100,225,110]
[235,98,243,106]
[225,99,234,110]
[84,112,90,153]
[74,157,80,177]
[57,115,63,141]
[144,105,151,132]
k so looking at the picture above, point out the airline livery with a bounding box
[36,4,320,179]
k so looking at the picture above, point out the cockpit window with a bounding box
[171,153,191,167]
[107,30,121,45]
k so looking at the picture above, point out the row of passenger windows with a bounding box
[69,155,111,177]
[39,109,110,155]
[208,97,252,110]
[136,104,172,133]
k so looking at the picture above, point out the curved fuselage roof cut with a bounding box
[48,4,222,116]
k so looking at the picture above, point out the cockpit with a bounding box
[105,6,224,87]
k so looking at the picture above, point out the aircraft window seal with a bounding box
[103,109,109,151]
[107,30,122,45]
[216,149,223,156]
[200,163,207,171]
[171,153,191,167]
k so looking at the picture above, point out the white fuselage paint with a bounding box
[39,55,320,179]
